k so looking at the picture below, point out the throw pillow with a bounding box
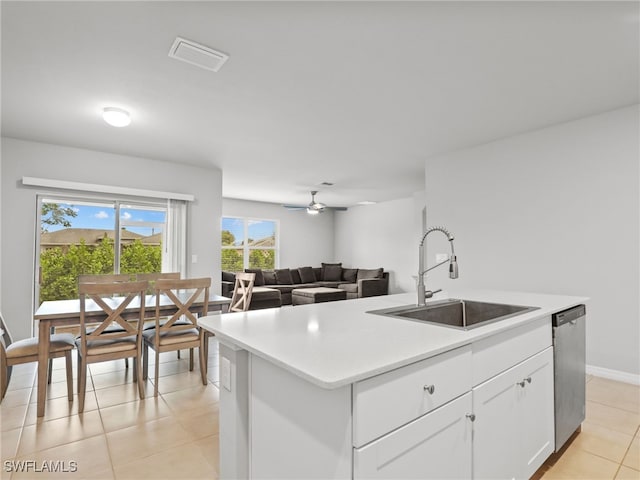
[357,268,384,281]
[290,268,302,284]
[341,268,358,283]
[263,270,277,285]
[245,268,264,286]
[275,268,294,285]
[321,262,342,281]
[298,267,316,283]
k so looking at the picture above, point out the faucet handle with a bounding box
[424,289,442,299]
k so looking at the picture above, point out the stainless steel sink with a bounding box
[367,299,539,330]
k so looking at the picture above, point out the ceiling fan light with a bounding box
[306,207,320,215]
[102,107,131,127]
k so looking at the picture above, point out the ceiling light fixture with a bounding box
[102,107,131,127]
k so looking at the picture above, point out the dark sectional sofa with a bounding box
[222,263,389,310]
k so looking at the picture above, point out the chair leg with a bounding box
[189,348,194,371]
[78,355,87,413]
[1,367,8,401]
[177,350,181,359]
[132,356,137,383]
[154,350,160,397]
[77,350,83,394]
[47,358,53,384]
[135,355,145,400]
[64,351,73,402]
[199,342,207,386]
[125,357,129,368]
[142,344,149,380]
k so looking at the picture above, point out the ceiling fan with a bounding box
[283,191,347,215]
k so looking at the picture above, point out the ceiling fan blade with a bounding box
[283,205,307,210]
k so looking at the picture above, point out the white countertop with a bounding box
[198,289,587,389]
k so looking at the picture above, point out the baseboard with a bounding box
[587,364,640,386]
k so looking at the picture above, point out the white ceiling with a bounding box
[2,2,638,208]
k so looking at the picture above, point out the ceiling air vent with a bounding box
[168,37,229,72]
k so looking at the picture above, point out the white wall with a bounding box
[222,198,334,268]
[1,137,222,340]
[425,105,639,377]
[334,197,418,294]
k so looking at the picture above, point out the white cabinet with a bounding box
[354,393,473,479]
[472,347,554,480]
[353,345,472,447]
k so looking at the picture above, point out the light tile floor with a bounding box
[1,341,639,480]
[536,375,640,480]
[1,338,221,479]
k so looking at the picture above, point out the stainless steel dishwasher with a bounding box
[552,304,586,451]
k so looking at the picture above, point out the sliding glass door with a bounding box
[37,195,167,304]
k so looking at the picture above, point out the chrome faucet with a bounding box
[417,226,459,306]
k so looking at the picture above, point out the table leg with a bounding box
[37,319,50,417]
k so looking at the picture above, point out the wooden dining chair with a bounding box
[0,311,75,402]
[229,272,256,312]
[77,273,134,283]
[78,274,140,370]
[77,280,148,412]
[142,277,210,397]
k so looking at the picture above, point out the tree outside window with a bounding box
[221,217,277,272]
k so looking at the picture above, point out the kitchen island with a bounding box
[198,289,587,479]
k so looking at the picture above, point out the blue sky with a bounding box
[222,217,275,246]
[44,202,166,236]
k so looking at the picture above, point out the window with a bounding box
[37,195,168,303]
[221,217,278,272]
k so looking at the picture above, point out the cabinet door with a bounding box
[473,347,555,480]
[516,347,554,480]
[354,393,472,480]
[472,365,518,480]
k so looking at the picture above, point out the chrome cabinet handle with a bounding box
[466,413,476,422]
[423,384,435,394]
[517,377,532,388]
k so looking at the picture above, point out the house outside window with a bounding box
[221,217,278,272]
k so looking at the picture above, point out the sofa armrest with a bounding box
[221,281,234,298]
[358,277,389,298]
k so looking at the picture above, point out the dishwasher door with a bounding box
[553,304,586,451]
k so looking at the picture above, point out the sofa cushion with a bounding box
[263,270,277,285]
[315,281,343,288]
[322,262,342,281]
[290,268,302,284]
[342,268,358,283]
[275,268,293,285]
[222,271,236,283]
[245,268,264,286]
[357,268,384,280]
[298,267,316,283]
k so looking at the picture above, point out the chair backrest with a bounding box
[78,280,148,347]
[135,272,181,294]
[78,274,136,287]
[230,272,256,312]
[135,272,180,282]
[153,278,211,334]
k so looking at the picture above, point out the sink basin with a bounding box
[367,299,539,330]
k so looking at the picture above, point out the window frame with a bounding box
[221,216,279,272]
[35,193,170,309]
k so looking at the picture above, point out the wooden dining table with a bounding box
[34,292,231,417]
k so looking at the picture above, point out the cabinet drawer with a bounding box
[472,315,551,386]
[353,345,472,447]
[354,393,472,479]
